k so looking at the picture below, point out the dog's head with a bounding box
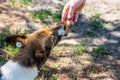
[4,22,69,68]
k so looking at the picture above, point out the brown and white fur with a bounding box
[0,22,69,80]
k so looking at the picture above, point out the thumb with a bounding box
[74,11,79,22]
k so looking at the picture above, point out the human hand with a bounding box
[62,0,86,26]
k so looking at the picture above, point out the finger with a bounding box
[74,11,79,22]
[62,4,69,22]
[67,20,74,26]
[73,0,86,22]
[67,5,75,20]
[77,0,86,11]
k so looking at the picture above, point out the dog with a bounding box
[0,22,69,80]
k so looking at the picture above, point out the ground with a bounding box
[0,0,120,80]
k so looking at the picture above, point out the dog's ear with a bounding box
[52,21,69,36]
[4,34,27,48]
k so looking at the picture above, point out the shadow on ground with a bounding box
[36,14,120,80]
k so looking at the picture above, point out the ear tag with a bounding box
[16,42,22,48]
[58,25,65,36]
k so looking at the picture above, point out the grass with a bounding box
[0,56,8,65]
[52,4,63,22]
[92,46,110,57]
[36,65,58,80]
[36,74,58,80]
[53,46,65,54]
[4,45,20,58]
[31,9,52,24]
[72,43,88,55]
[84,65,106,74]
[53,43,88,55]
[41,65,51,77]
[9,0,32,7]
[88,14,106,29]
[86,30,96,37]
[31,4,64,24]
[51,75,58,80]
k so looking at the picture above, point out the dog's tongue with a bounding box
[57,25,65,36]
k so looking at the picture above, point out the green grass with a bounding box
[0,56,8,65]
[71,43,88,55]
[53,43,88,55]
[41,65,51,77]
[30,4,64,24]
[9,0,32,7]
[22,29,34,34]
[88,14,106,29]
[86,30,96,37]
[35,77,44,80]
[31,9,52,24]
[36,65,54,80]
[4,45,20,58]
[21,0,32,5]
[84,65,106,74]
[88,66,98,73]
[52,4,63,22]
[51,75,58,80]
[53,46,65,54]
[36,74,58,80]
[92,46,110,57]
